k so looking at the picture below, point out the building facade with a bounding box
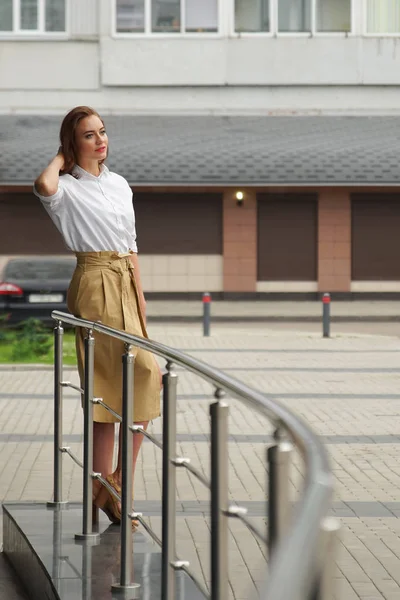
[1,0,400,296]
[1,0,400,114]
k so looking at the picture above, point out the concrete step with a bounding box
[3,502,207,600]
[0,553,29,600]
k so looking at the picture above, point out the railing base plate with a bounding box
[46,501,69,508]
[111,583,141,598]
[74,532,100,543]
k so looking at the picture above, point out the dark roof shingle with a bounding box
[1,115,399,185]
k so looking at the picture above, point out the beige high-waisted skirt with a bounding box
[66,251,161,423]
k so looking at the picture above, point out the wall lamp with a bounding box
[235,190,244,207]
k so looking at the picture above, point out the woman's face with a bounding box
[75,114,108,163]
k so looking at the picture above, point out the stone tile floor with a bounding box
[2,321,400,598]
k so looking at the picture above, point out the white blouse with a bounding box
[33,164,138,253]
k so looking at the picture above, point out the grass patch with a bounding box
[0,318,76,365]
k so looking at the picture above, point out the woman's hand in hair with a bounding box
[34,152,65,197]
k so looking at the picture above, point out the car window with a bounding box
[4,259,76,280]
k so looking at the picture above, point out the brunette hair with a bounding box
[59,106,106,175]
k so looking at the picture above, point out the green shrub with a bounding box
[10,318,52,361]
[0,313,11,343]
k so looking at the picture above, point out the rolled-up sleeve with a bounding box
[33,179,65,210]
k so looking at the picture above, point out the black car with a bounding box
[0,256,76,326]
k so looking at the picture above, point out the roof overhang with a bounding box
[1,115,399,186]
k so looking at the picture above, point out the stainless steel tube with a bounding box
[51,506,62,580]
[121,348,134,586]
[49,322,64,506]
[75,330,98,541]
[82,539,93,599]
[210,396,229,600]
[268,437,293,555]
[161,363,178,600]
[112,345,140,596]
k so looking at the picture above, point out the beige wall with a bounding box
[139,255,223,292]
[223,190,257,292]
[318,190,351,292]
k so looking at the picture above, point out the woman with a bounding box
[34,106,161,528]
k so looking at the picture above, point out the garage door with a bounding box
[352,194,400,280]
[0,193,68,254]
[257,193,317,281]
[133,192,222,254]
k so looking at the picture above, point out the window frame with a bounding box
[231,0,354,37]
[113,0,222,38]
[0,0,69,38]
[362,0,400,36]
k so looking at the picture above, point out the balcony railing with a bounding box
[50,309,338,600]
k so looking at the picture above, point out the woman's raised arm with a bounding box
[34,150,65,197]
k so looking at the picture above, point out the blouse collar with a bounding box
[72,163,108,180]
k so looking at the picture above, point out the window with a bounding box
[116,0,145,32]
[317,0,351,32]
[46,0,66,31]
[152,0,180,32]
[235,0,270,32]
[116,0,218,33]
[0,0,66,33]
[278,0,311,32]
[366,0,400,33]
[0,0,13,30]
[234,0,351,33]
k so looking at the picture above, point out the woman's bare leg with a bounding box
[93,422,115,495]
[114,420,149,489]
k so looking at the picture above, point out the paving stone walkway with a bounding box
[2,322,400,599]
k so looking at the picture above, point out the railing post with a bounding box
[48,321,67,507]
[161,362,178,600]
[82,538,93,600]
[267,430,293,556]
[75,329,99,542]
[210,390,229,600]
[112,344,140,597]
[51,504,63,580]
[310,517,340,600]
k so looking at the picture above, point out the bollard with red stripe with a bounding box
[322,293,331,338]
[203,292,211,337]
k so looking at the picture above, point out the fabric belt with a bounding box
[74,250,135,274]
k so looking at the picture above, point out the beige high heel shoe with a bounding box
[94,475,139,530]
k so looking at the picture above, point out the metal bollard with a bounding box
[48,322,67,507]
[112,345,140,596]
[267,433,293,556]
[202,292,211,337]
[322,293,331,338]
[161,362,178,600]
[76,330,99,541]
[210,391,229,600]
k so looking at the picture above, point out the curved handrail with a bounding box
[52,310,333,599]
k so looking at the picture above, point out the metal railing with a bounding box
[49,310,339,600]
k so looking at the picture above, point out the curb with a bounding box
[146,316,400,323]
